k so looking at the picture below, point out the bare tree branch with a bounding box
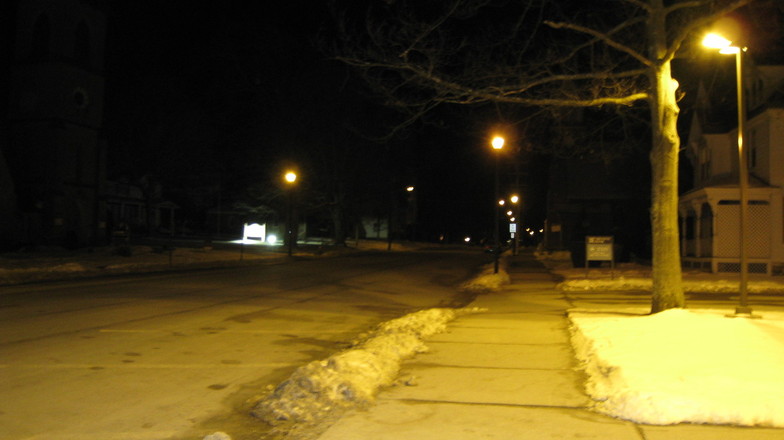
[546,15,648,67]
[490,69,650,96]
[399,2,462,60]
[664,0,709,15]
[544,20,654,67]
[620,0,654,12]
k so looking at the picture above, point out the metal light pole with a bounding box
[511,194,520,256]
[284,171,297,257]
[702,33,752,315]
[734,46,751,315]
[491,136,504,273]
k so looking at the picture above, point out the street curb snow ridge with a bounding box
[251,306,485,426]
[459,257,511,293]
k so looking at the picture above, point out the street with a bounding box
[0,249,486,440]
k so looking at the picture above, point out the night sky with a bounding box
[97,1,546,243]
[5,0,781,247]
[11,0,772,248]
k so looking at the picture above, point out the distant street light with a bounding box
[702,32,752,316]
[510,194,520,255]
[491,135,504,273]
[284,170,297,257]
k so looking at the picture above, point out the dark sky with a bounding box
[9,0,780,243]
[104,0,784,241]
[98,1,532,242]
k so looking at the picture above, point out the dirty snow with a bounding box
[460,258,511,292]
[251,307,484,425]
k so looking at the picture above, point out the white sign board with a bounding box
[586,236,613,261]
[585,236,615,276]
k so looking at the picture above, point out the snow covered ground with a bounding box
[538,251,784,428]
[570,308,784,427]
[0,239,426,286]
[0,244,278,286]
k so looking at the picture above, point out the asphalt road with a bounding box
[0,249,487,440]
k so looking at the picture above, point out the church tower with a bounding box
[6,0,107,247]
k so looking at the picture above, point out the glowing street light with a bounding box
[702,33,740,54]
[284,170,298,257]
[509,194,520,255]
[491,135,505,273]
[702,32,752,316]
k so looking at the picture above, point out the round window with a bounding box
[73,87,89,109]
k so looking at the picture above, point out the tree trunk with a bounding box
[648,59,685,313]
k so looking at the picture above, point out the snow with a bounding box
[460,258,511,292]
[0,245,279,285]
[251,307,485,426]
[569,309,784,427]
[538,251,784,427]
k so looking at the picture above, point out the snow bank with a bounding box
[460,258,510,293]
[570,309,784,427]
[252,307,484,425]
[560,276,784,294]
[0,245,281,285]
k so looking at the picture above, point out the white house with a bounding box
[680,64,784,275]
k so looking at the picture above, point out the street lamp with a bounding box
[491,136,504,273]
[510,194,520,255]
[284,170,297,257]
[702,32,752,316]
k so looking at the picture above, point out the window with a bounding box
[32,14,50,60]
[748,128,757,169]
[700,203,713,239]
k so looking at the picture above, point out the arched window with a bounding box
[699,203,713,257]
[74,21,91,68]
[32,13,51,60]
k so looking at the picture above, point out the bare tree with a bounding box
[332,0,754,313]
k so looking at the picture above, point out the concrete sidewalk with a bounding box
[315,253,784,440]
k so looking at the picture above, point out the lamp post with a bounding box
[284,171,297,257]
[702,33,752,315]
[491,136,504,273]
[510,194,520,255]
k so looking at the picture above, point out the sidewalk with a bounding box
[315,253,784,440]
